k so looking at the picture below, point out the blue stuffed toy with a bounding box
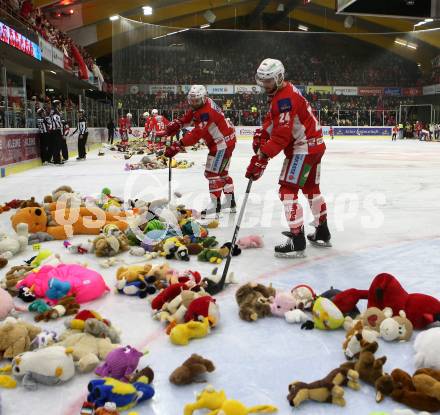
[116,278,157,299]
[46,278,71,300]
[87,376,154,410]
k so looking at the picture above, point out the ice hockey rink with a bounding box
[1,137,440,415]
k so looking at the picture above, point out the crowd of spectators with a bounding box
[115,91,417,127]
[112,30,423,87]
[2,0,96,75]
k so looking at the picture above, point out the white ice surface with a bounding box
[1,139,440,415]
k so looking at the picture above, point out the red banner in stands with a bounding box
[402,87,422,96]
[0,131,40,167]
[64,55,73,72]
[358,87,384,96]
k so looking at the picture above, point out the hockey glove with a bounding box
[165,120,182,137]
[245,153,268,181]
[252,128,270,154]
[165,141,184,158]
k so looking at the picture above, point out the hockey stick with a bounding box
[167,135,173,204]
[207,178,253,295]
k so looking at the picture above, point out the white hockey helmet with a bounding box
[187,85,207,109]
[152,109,158,115]
[143,111,150,117]
[126,112,132,118]
[255,58,285,94]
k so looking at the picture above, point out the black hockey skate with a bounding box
[221,193,237,213]
[274,230,306,258]
[201,197,222,219]
[307,220,332,248]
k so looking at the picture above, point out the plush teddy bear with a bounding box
[92,232,130,257]
[0,318,41,358]
[340,342,388,399]
[11,206,128,240]
[287,365,361,408]
[235,283,276,322]
[0,257,7,269]
[0,223,29,260]
[12,346,75,390]
[170,354,215,385]
[116,264,153,283]
[55,331,119,372]
[1,265,34,295]
[375,368,440,412]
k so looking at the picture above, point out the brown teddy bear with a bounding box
[375,368,440,412]
[235,282,276,322]
[0,265,34,295]
[92,232,130,257]
[0,257,7,269]
[340,342,388,398]
[127,366,155,384]
[169,354,215,385]
[0,318,42,358]
[287,365,360,408]
[11,206,128,240]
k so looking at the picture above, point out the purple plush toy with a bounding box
[94,346,143,381]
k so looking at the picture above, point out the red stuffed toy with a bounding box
[333,273,440,329]
[151,283,188,310]
[184,296,219,326]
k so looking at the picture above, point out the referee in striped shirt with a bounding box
[71,109,88,160]
[50,100,64,165]
[36,107,50,165]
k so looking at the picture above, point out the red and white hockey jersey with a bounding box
[118,117,131,134]
[260,82,325,158]
[150,114,169,134]
[177,98,236,152]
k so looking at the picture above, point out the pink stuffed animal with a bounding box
[0,287,23,320]
[237,235,264,249]
[269,292,297,318]
[17,264,109,304]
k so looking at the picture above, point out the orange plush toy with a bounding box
[11,207,128,240]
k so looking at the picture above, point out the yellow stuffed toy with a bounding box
[169,317,211,346]
[312,297,344,330]
[184,385,277,415]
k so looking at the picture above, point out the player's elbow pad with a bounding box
[261,126,291,158]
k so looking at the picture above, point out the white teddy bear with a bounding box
[414,327,440,369]
[0,223,28,259]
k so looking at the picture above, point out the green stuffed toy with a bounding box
[198,246,229,264]
[144,219,165,233]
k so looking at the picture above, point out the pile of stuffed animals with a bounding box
[2,183,440,414]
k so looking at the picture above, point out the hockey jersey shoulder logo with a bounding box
[277,98,292,113]
[200,112,210,122]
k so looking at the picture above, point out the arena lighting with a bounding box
[142,6,153,16]
[414,18,435,27]
[200,59,214,62]
[394,38,407,46]
[69,9,74,14]
[152,28,189,40]
[407,42,418,49]
[49,70,57,75]
[200,23,211,29]
[298,24,309,31]
[109,15,119,21]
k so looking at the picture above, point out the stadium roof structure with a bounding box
[36,0,439,66]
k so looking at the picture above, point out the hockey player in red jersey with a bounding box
[149,109,169,151]
[143,111,151,139]
[118,112,132,146]
[246,58,331,258]
[164,85,237,217]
